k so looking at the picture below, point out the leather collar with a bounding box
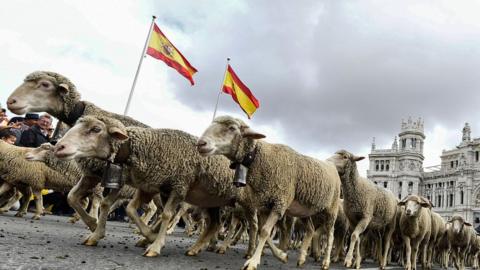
[229,146,257,169]
[64,101,86,126]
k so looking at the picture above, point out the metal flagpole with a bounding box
[212,58,230,122]
[123,15,157,116]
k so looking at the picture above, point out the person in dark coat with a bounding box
[18,114,52,148]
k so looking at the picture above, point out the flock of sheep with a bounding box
[1,71,479,270]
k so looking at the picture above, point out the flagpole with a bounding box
[212,58,230,122]
[123,15,156,116]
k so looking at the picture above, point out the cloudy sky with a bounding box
[2,0,480,175]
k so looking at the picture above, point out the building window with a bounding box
[398,194,401,199]
[451,161,454,168]
[449,194,453,207]
[399,182,402,188]
[456,160,459,167]
[374,181,378,185]
[408,182,413,187]
[375,160,379,171]
[438,195,442,207]
[476,151,479,162]
[383,182,388,188]
[450,181,454,187]
[461,190,464,205]
[386,160,390,171]
[411,138,416,149]
[402,139,406,149]
[381,160,384,171]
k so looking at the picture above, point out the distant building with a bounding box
[368,117,480,226]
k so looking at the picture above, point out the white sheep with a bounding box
[327,150,398,269]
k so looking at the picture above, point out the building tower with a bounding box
[367,117,425,200]
[397,117,425,197]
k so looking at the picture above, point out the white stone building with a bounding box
[367,117,480,226]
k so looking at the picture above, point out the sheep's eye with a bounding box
[228,126,236,132]
[90,126,101,133]
[40,82,50,88]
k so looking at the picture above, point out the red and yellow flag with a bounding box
[222,65,259,118]
[146,23,197,85]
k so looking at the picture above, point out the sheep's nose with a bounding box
[7,97,16,106]
[55,144,66,153]
[196,139,207,147]
[406,209,412,215]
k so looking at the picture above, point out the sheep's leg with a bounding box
[320,216,336,270]
[0,190,22,213]
[380,223,395,269]
[421,239,429,270]
[411,240,420,270]
[186,208,222,256]
[15,186,32,217]
[69,197,89,223]
[126,190,156,242]
[279,215,293,251]
[183,213,195,236]
[141,200,157,226]
[67,176,99,232]
[83,188,120,246]
[89,193,101,220]
[244,207,258,259]
[404,237,412,270]
[0,187,16,210]
[167,203,188,235]
[333,230,346,263]
[344,218,371,268]
[232,220,246,245]
[297,217,315,267]
[31,190,44,220]
[312,229,321,261]
[144,193,181,257]
[216,214,240,254]
[243,211,281,270]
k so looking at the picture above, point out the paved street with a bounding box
[0,212,426,270]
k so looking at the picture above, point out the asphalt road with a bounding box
[0,212,434,270]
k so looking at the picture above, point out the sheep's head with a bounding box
[25,143,54,162]
[54,116,128,161]
[398,195,432,217]
[7,71,79,115]
[448,215,472,234]
[196,115,265,158]
[327,150,364,175]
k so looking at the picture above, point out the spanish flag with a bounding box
[222,65,259,118]
[146,23,197,85]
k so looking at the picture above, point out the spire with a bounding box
[462,122,471,142]
[392,136,398,150]
[371,137,376,151]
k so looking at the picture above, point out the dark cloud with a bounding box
[152,1,480,155]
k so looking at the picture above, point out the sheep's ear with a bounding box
[58,83,70,95]
[108,127,129,141]
[397,201,406,206]
[420,202,432,209]
[242,127,266,140]
[353,155,365,161]
[465,222,472,226]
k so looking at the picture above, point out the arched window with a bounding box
[386,160,390,171]
[381,160,384,171]
[375,160,379,171]
[449,194,453,207]
[437,195,442,207]
[383,182,388,188]
[461,190,464,205]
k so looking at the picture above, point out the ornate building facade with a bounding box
[367,118,480,225]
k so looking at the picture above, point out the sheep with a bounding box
[7,71,150,247]
[327,150,398,269]
[197,115,341,270]
[447,215,475,270]
[428,211,446,267]
[0,140,58,219]
[397,195,432,270]
[52,115,261,260]
[470,234,480,269]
